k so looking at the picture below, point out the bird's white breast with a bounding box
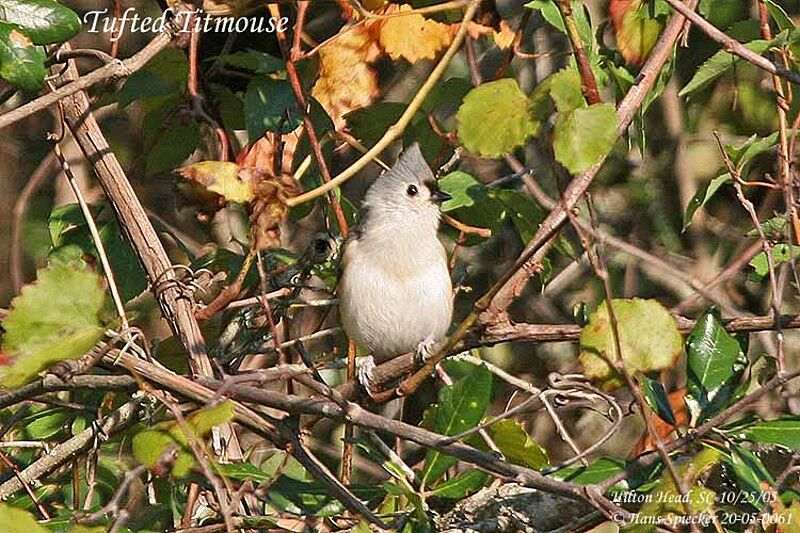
[339,232,453,362]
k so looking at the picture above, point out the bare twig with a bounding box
[10,152,57,292]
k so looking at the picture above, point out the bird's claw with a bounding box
[415,334,437,364]
[356,355,379,400]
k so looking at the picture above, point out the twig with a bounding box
[0,450,50,519]
[51,42,244,461]
[52,138,129,332]
[557,0,601,104]
[443,213,492,238]
[569,198,698,528]
[10,152,57,292]
[76,464,149,525]
[102,351,386,527]
[714,131,785,370]
[274,1,350,238]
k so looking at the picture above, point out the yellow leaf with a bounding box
[378,4,452,62]
[175,161,254,204]
[493,20,515,50]
[312,25,381,128]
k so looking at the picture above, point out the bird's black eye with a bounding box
[406,184,418,196]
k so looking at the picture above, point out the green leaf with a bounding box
[146,119,200,175]
[132,402,235,477]
[422,363,492,486]
[746,216,787,239]
[682,174,732,230]
[456,78,540,158]
[724,444,774,501]
[740,418,800,449]
[487,419,549,470]
[0,503,49,533]
[557,457,625,485]
[638,448,721,520]
[685,309,748,425]
[699,0,748,30]
[266,476,383,516]
[489,189,546,243]
[345,102,407,147]
[641,377,676,425]
[764,0,794,31]
[724,132,779,171]
[429,469,488,499]
[679,39,770,97]
[579,298,683,390]
[553,103,618,174]
[0,264,106,388]
[244,77,302,141]
[438,171,483,212]
[49,203,147,302]
[0,21,45,91]
[213,49,284,74]
[549,67,586,114]
[0,0,80,45]
[215,453,287,483]
[525,0,565,32]
[749,243,800,279]
[117,49,188,108]
[24,408,68,440]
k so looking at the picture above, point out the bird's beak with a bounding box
[431,188,452,204]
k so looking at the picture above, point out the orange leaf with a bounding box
[377,4,452,62]
[493,20,516,50]
[629,387,689,458]
[240,131,299,177]
[312,25,381,128]
[609,0,663,65]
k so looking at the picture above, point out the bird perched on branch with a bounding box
[339,144,454,393]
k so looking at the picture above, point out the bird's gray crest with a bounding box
[387,143,434,184]
[356,143,442,235]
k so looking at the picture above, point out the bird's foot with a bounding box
[356,355,378,399]
[415,334,438,364]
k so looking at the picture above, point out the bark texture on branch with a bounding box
[51,44,212,379]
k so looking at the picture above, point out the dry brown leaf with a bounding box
[239,131,300,177]
[175,161,255,204]
[249,170,303,251]
[378,4,452,62]
[312,24,381,128]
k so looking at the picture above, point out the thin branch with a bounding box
[10,152,57,292]
[557,0,601,104]
[0,400,142,499]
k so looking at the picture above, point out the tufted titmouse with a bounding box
[338,144,454,392]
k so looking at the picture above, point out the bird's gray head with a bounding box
[361,144,451,231]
